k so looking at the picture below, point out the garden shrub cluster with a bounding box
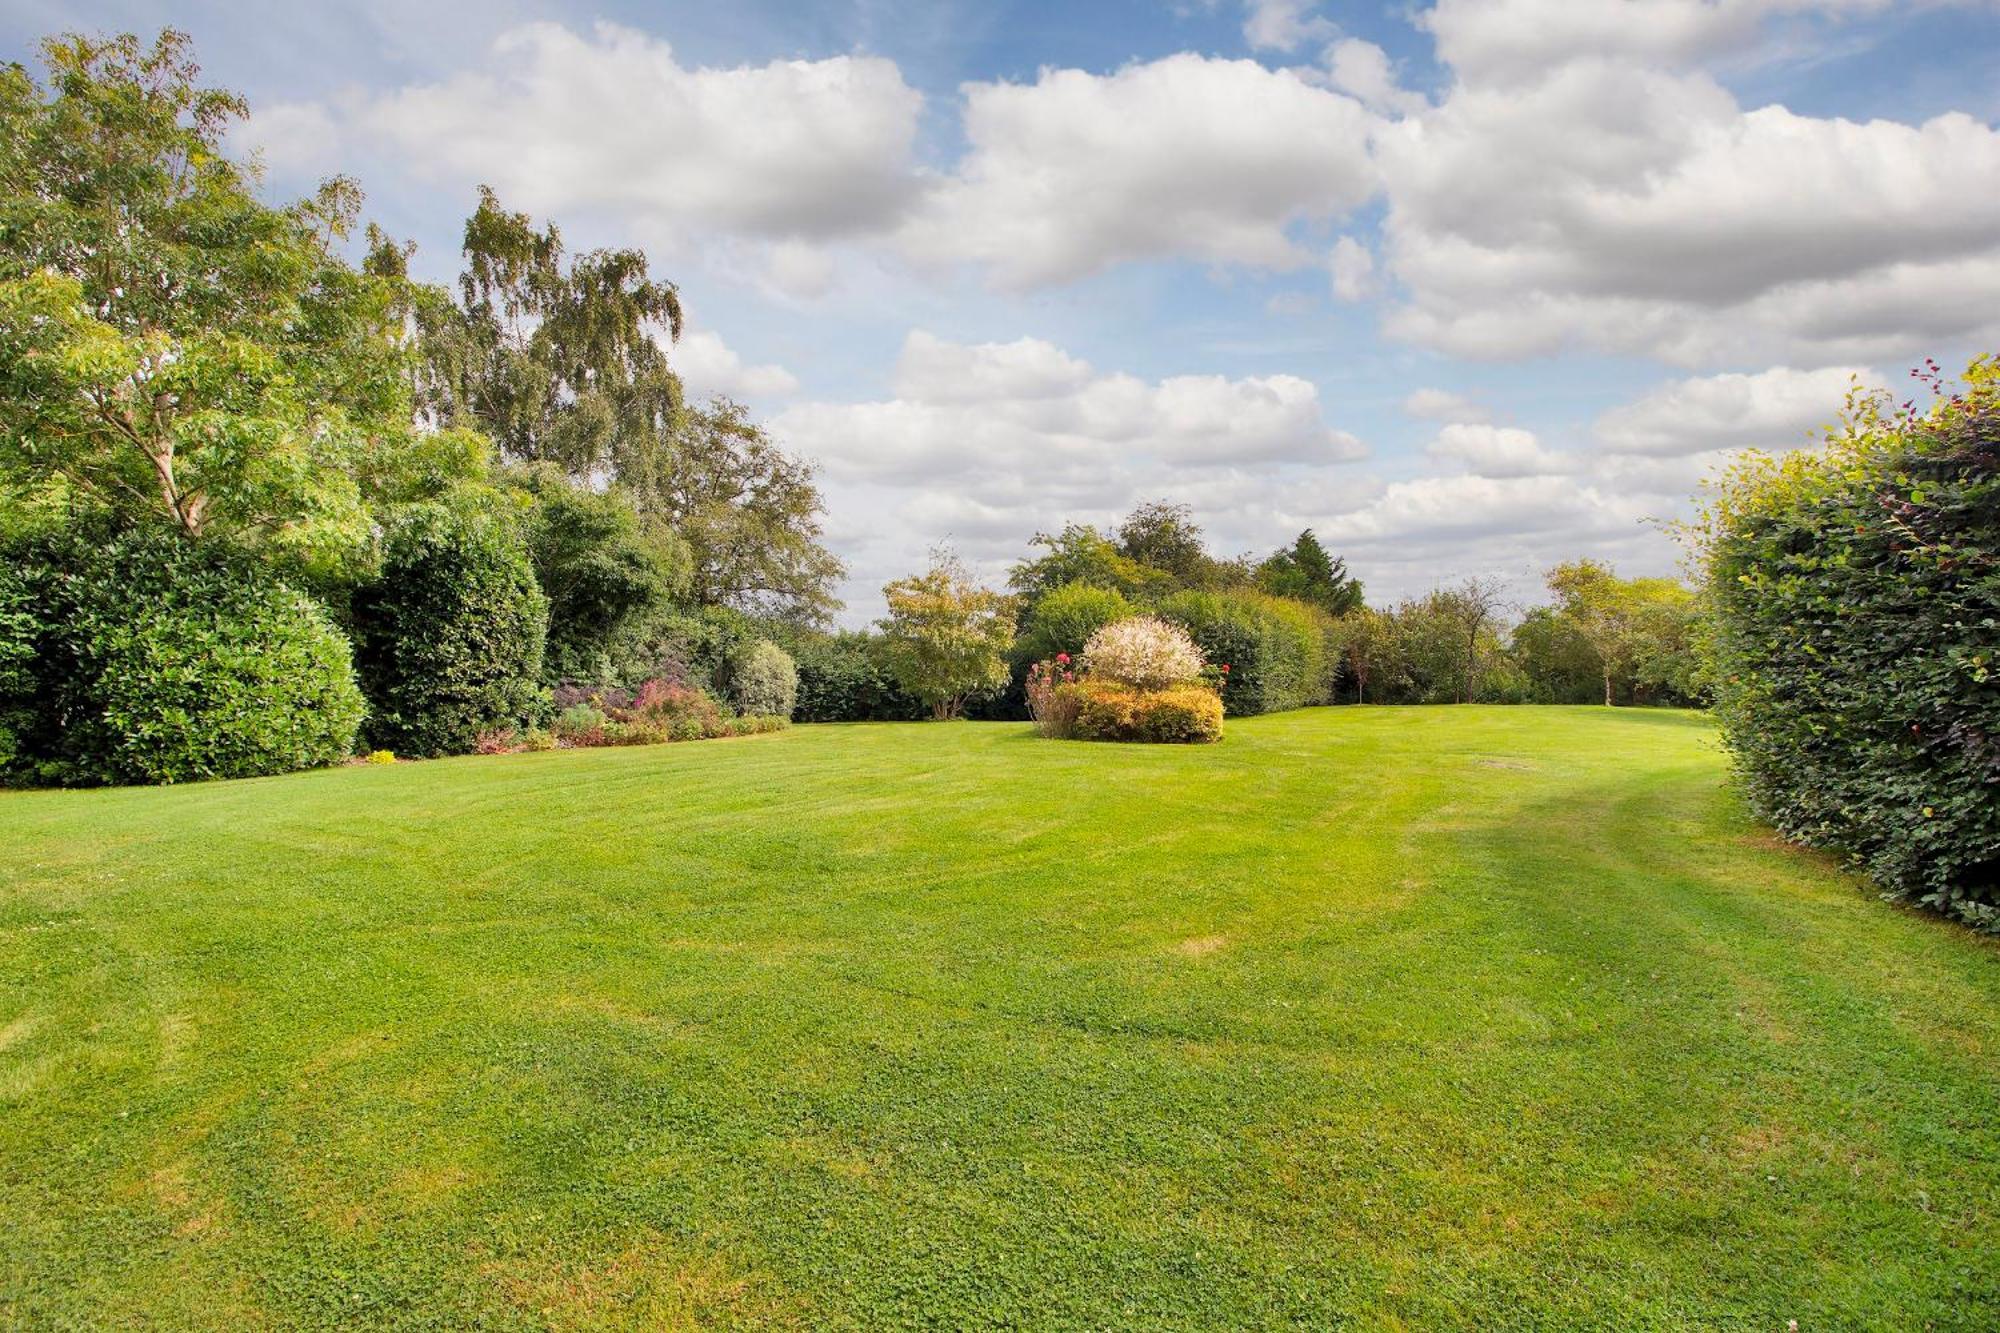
[538,677,787,750]
[1022,617,1224,744]
[0,528,365,785]
[0,34,823,785]
[1698,358,1999,929]
[789,633,925,722]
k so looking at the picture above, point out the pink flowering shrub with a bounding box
[1025,655,1083,738]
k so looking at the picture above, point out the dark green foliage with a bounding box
[0,558,45,770]
[1,528,364,785]
[519,473,684,682]
[1699,360,2000,928]
[353,506,548,757]
[1257,529,1364,615]
[608,603,754,695]
[788,632,926,722]
[1159,588,1330,715]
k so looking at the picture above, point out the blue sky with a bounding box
[8,0,1999,620]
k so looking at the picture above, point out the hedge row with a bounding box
[1702,365,1999,929]
[1157,588,1333,716]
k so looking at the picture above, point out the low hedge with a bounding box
[1158,588,1331,715]
[1068,680,1223,744]
[1698,357,2000,929]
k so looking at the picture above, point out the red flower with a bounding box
[1221,664,1231,673]
[1056,652,1071,665]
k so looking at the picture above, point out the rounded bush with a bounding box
[1068,680,1223,744]
[1081,616,1206,691]
[3,529,364,786]
[352,506,549,758]
[732,639,798,719]
[1017,581,1135,664]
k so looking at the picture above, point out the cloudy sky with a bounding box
[9,0,1999,620]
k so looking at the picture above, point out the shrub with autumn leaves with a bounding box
[1028,619,1227,744]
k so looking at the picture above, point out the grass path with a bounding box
[2,708,1996,1328]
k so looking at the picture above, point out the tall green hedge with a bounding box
[1700,360,1999,929]
[353,506,548,757]
[789,633,925,722]
[1,528,365,785]
[1158,588,1331,715]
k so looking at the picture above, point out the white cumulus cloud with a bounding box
[1593,364,1871,455]
[900,54,1380,287]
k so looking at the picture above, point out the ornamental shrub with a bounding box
[1081,616,1206,691]
[352,506,549,757]
[1068,680,1223,744]
[1024,658,1083,738]
[1696,356,2000,929]
[1158,589,1329,715]
[729,639,798,719]
[1,527,364,786]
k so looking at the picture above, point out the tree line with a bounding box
[848,500,1704,721]
[0,30,842,782]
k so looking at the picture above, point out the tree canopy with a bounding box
[0,30,482,575]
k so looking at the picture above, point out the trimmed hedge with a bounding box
[353,506,549,757]
[1700,360,1999,929]
[1,528,364,785]
[1068,680,1223,743]
[1158,588,1331,715]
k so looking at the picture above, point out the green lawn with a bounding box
[2,708,1996,1329]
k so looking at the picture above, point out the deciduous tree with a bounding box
[877,550,1015,719]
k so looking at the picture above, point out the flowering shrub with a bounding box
[473,728,519,755]
[1081,616,1206,691]
[1069,680,1223,744]
[363,750,396,765]
[540,676,790,752]
[1025,655,1083,738]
